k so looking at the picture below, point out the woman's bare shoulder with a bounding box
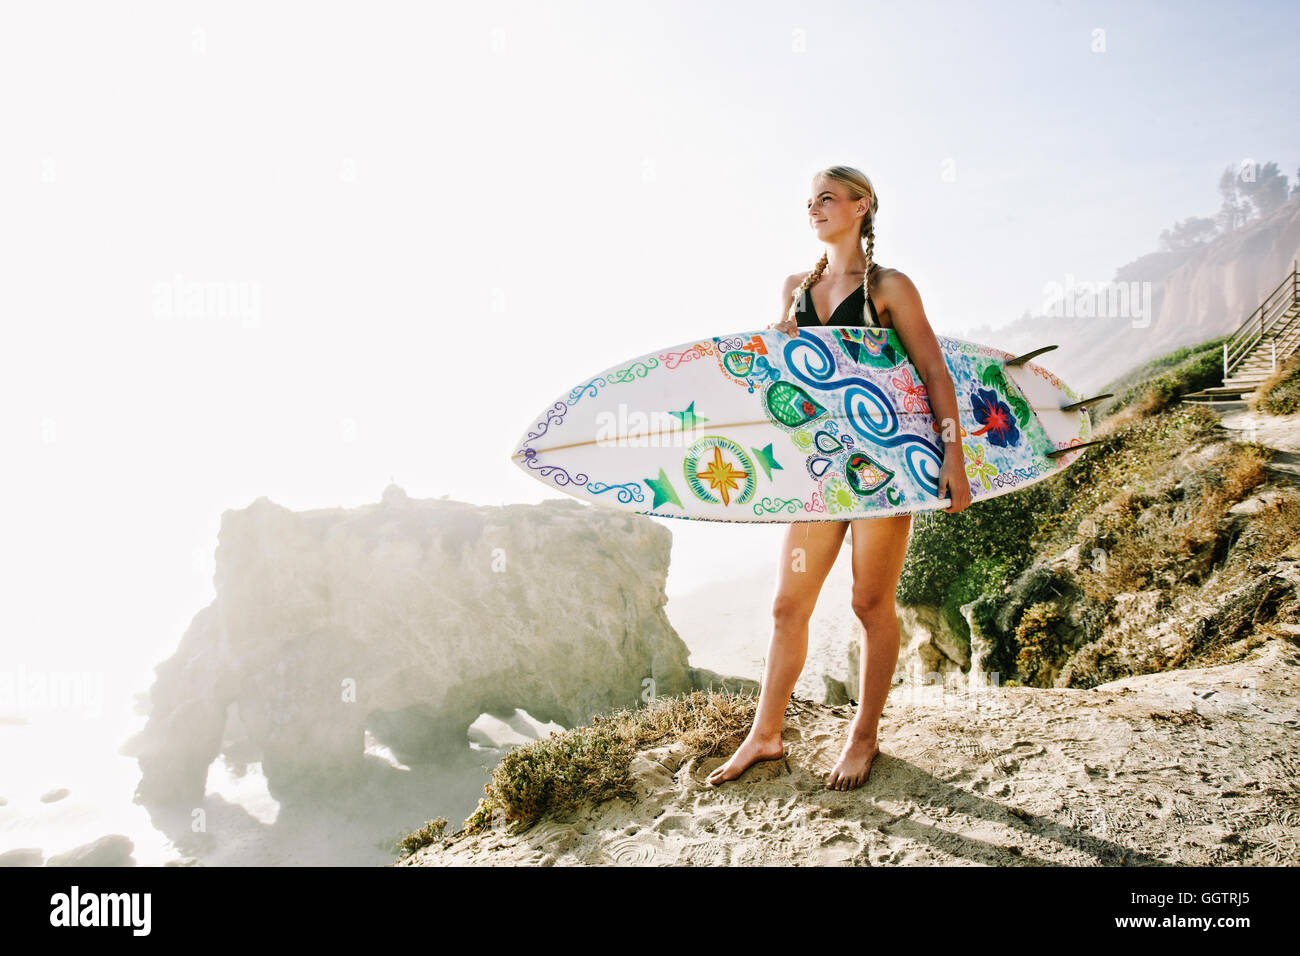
[782,270,813,296]
[872,264,915,295]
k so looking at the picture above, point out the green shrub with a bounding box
[463,799,494,835]
[899,480,1055,612]
[1014,601,1067,686]
[969,592,1017,680]
[939,553,1013,646]
[1095,339,1226,421]
[901,340,1223,630]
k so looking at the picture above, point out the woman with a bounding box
[706,165,972,791]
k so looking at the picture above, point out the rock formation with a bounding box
[124,487,717,811]
[45,834,136,867]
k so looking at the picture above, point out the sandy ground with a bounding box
[1217,402,1300,482]
[396,637,1300,867]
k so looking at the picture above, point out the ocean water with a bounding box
[1,665,193,867]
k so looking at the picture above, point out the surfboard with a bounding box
[510,326,1101,523]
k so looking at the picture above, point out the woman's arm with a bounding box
[769,272,811,335]
[877,270,972,514]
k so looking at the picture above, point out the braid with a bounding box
[786,250,830,322]
[861,192,878,325]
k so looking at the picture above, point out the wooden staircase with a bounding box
[1182,261,1300,403]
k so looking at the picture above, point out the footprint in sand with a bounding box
[680,841,731,866]
[607,836,659,865]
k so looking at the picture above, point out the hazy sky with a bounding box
[3,0,1299,685]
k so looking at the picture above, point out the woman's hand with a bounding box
[766,314,802,337]
[936,452,972,514]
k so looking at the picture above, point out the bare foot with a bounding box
[706,733,785,786]
[826,736,879,790]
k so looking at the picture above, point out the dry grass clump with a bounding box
[1250,494,1300,561]
[396,817,447,856]
[1033,404,1221,558]
[1250,351,1300,415]
[1073,442,1272,604]
[456,689,758,837]
[1094,390,1167,434]
[1178,443,1272,550]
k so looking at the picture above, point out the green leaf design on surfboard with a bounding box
[980,362,1032,427]
[765,381,827,428]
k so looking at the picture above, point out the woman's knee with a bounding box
[850,591,895,622]
[771,594,815,627]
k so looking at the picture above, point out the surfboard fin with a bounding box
[1003,345,1058,366]
[1045,440,1105,459]
[1059,393,1113,412]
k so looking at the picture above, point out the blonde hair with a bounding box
[788,165,880,324]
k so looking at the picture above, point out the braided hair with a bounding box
[787,165,880,325]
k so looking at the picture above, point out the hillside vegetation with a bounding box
[902,335,1300,688]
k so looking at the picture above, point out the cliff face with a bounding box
[971,198,1300,395]
[1137,198,1300,359]
[124,488,695,808]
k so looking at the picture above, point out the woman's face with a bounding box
[807,179,862,239]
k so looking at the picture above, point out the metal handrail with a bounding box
[1224,265,1297,368]
[1225,292,1296,373]
[1222,262,1300,383]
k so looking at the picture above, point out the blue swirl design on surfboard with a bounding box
[782,334,943,495]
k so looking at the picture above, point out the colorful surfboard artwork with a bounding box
[510,326,1102,523]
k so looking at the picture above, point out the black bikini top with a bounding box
[794,275,881,328]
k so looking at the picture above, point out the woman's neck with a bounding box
[824,244,867,278]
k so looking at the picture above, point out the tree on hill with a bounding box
[1158,216,1217,251]
[1239,161,1291,218]
[1218,161,1290,232]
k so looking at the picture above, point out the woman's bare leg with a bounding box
[827,513,913,790]
[707,519,849,786]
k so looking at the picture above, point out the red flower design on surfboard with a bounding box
[969,387,1020,447]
